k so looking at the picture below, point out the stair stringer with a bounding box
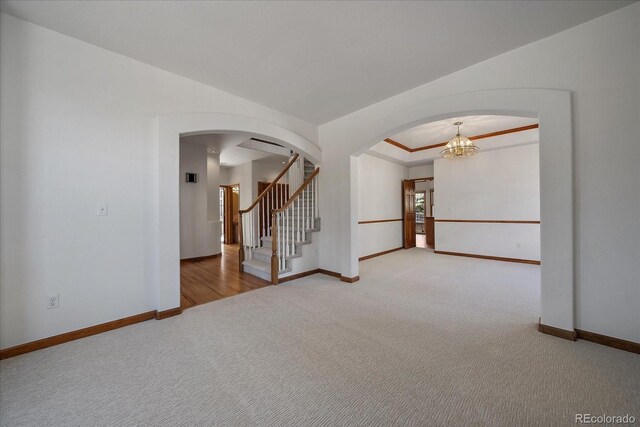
[278,227,320,280]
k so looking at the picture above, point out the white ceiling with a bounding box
[369,115,539,166]
[0,0,632,124]
[180,132,288,167]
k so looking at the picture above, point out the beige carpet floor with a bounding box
[1,249,639,426]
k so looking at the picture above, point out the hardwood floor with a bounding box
[180,244,271,309]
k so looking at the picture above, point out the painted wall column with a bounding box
[342,156,359,279]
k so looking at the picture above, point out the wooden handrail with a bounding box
[239,153,299,214]
[275,168,319,213]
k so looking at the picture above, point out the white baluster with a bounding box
[298,198,301,242]
[288,205,292,256]
[245,213,248,255]
[308,181,311,230]
[303,186,307,233]
[281,211,285,268]
[304,186,308,232]
[312,179,315,227]
[241,213,246,259]
[269,188,272,238]
[276,212,280,271]
[247,212,251,257]
[249,210,253,255]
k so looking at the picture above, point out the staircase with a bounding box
[239,155,320,284]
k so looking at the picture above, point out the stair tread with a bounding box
[243,258,270,272]
[262,235,315,244]
[253,246,272,254]
[243,258,291,276]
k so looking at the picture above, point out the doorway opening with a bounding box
[361,113,544,329]
[156,111,322,318]
[220,184,239,244]
[179,131,292,309]
[402,176,435,250]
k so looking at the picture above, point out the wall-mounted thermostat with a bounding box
[185,173,198,183]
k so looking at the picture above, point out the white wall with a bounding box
[0,13,317,349]
[219,167,231,188]
[251,158,287,201]
[219,158,284,210]
[179,142,220,259]
[408,164,433,179]
[207,153,220,223]
[319,4,640,341]
[357,154,407,258]
[434,143,540,261]
[409,164,434,194]
[219,163,252,209]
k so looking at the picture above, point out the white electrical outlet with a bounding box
[47,294,59,309]
[516,243,521,249]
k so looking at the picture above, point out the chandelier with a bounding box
[440,121,479,158]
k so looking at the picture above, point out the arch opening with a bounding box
[340,88,573,332]
[156,112,320,313]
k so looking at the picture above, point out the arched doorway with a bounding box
[155,113,321,314]
[338,88,573,333]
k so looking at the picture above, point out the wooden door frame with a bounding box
[429,189,434,217]
[402,180,416,249]
[220,184,239,244]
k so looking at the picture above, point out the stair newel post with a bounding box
[238,211,244,271]
[271,210,279,285]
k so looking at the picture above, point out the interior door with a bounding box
[403,180,416,248]
[220,186,235,244]
[231,186,240,243]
